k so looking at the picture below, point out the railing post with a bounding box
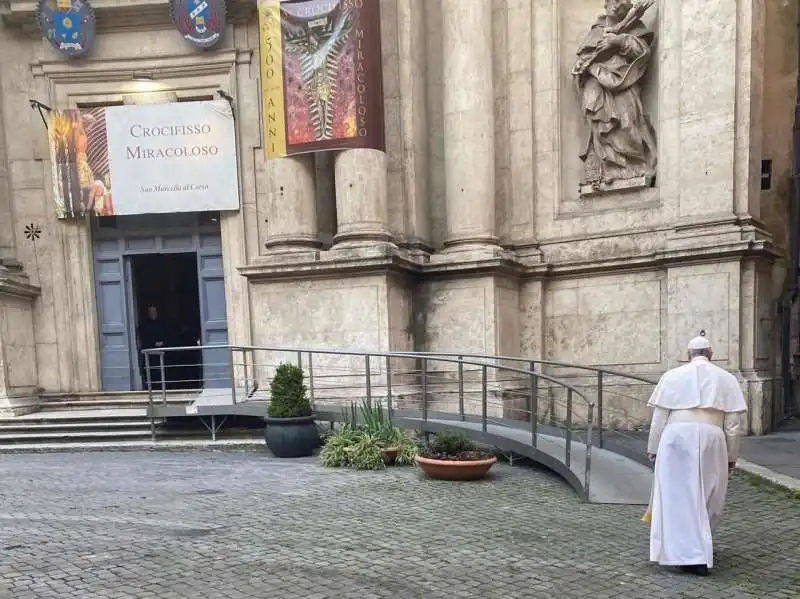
[242,348,250,396]
[421,358,428,427]
[565,388,573,468]
[229,347,237,405]
[458,356,465,421]
[597,371,604,449]
[159,351,167,405]
[529,362,538,448]
[145,352,153,397]
[386,355,393,422]
[146,352,155,442]
[308,352,315,404]
[481,365,488,433]
[585,402,594,503]
[251,349,257,387]
[365,355,372,406]
[296,351,303,369]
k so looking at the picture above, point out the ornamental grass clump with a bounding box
[267,363,313,418]
[319,400,418,470]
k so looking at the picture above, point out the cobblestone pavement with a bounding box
[0,451,798,599]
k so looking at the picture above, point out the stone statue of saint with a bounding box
[572,0,657,194]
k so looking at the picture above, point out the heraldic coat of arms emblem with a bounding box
[36,0,96,58]
[171,0,227,49]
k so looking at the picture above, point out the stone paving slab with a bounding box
[740,431,800,480]
[0,451,797,599]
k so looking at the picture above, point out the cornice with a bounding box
[0,267,40,300]
[240,237,781,285]
[239,246,423,283]
[539,238,779,278]
[30,49,250,82]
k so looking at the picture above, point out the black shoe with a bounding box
[679,565,709,577]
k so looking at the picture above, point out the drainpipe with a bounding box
[779,4,800,425]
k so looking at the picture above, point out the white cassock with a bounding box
[646,356,747,569]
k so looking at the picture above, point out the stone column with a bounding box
[441,0,497,248]
[264,155,320,250]
[334,148,391,245]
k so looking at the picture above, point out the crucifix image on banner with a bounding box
[258,0,385,159]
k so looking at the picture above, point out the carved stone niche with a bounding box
[571,0,658,197]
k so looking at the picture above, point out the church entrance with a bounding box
[92,213,230,392]
[129,253,203,391]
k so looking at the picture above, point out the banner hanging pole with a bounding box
[29,99,51,130]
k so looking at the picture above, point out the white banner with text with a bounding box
[49,100,240,218]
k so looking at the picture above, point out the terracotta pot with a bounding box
[382,447,400,465]
[415,455,497,481]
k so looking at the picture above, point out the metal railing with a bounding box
[395,352,658,449]
[142,344,598,500]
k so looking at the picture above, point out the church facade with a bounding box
[0,0,796,434]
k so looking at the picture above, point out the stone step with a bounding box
[0,428,264,447]
[0,438,265,453]
[1,409,149,423]
[0,429,153,443]
[40,399,192,411]
[0,405,265,447]
[0,410,264,447]
[0,420,158,433]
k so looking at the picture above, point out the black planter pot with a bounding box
[264,415,320,458]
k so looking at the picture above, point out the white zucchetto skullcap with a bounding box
[687,330,712,351]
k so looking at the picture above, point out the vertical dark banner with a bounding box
[259,0,385,159]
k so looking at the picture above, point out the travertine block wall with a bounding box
[544,272,665,367]
[0,0,795,432]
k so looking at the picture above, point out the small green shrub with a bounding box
[268,363,312,418]
[430,430,476,456]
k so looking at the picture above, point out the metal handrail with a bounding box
[143,344,594,399]
[142,344,598,501]
[395,351,657,383]
[399,351,659,448]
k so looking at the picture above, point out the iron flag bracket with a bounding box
[29,99,52,130]
[217,90,235,121]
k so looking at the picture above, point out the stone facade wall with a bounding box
[0,0,796,432]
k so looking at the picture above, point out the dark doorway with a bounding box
[130,253,203,390]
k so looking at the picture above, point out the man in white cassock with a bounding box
[646,332,747,577]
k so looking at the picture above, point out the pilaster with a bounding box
[0,265,40,416]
